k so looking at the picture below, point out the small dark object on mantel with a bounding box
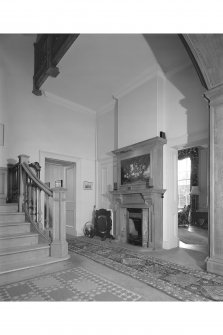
[146,179,153,188]
[160,131,166,139]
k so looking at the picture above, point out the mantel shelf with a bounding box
[112,136,167,155]
[110,188,166,196]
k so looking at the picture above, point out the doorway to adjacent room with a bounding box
[45,158,76,235]
[177,147,209,260]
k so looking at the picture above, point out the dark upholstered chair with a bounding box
[94,208,113,240]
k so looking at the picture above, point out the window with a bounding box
[178,157,191,209]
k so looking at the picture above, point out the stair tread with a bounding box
[0,212,24,215]
[0,255,70,276]
[0,221,29,226]
[0,203,17,205]
[0,204,18,208]
[0,232,39,240]
[0,243,50,256]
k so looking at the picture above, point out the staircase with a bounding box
[0,154,69,286]
[0,201,68,286]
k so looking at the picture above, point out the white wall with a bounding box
[97,108,115,160]
[96,64,209,249]
[165,65,209,147]
[118,76,158,148]
[96,74,163,212]
[0,35,96,233]
[0,57,9,166]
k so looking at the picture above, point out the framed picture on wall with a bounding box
[83,181,93,190]
[55,180,63,188]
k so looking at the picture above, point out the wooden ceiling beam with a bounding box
[32,34,79,96]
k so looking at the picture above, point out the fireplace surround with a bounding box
[111,136,166,249]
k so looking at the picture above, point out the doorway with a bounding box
[177,146,209,266]
[45,158,76,235]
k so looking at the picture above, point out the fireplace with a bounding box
[127,208,142,246]
[111,136,166,249]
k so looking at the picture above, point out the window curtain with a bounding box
[178,147,199,187]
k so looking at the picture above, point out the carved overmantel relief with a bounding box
[110,136,166,249]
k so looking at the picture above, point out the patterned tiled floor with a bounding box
[0,266,141,301]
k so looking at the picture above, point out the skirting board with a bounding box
[206,257,223,276]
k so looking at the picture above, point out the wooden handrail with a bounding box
[7,155,69,257]
[21,162,53,197]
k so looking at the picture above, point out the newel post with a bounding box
[50,187,68,258]
[18,154,29,212]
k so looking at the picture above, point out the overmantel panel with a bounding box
[112,136,167,190]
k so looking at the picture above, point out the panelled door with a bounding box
[45,160,76,235]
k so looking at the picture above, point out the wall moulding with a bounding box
[204,84,223,105]
[167,129,209,149]
[114,65,161,100]
[97,66,164,116]
[43,91,97,115]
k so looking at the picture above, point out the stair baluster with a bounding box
[37,188,42,230]
[45,193,50,231]
[6,154,68,258]
[32,184,37,224]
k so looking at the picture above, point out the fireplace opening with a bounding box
[127,208,142,246]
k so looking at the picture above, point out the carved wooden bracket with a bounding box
[142,194,153,207]
[32,34,79,96]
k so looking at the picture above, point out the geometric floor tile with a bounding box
[25,294,45,301]
[94,292,123,301]
[0,266,142,301]
[32,277,61,289]
[72,279,98,293]
[6,284,33,298]
[57,271,82,282]
[47,288,76,301]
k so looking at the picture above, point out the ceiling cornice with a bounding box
[114,65,162,99]
[43,53,197,117]
[43,91,97,115]
[165,61,193,79]
[97,62,193,116]
[97,100,116,116]
[97,65,163,116]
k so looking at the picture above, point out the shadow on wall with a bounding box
[143,34,209,147]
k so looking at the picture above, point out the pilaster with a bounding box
[205,84,223,275]
[50,187,69,258]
